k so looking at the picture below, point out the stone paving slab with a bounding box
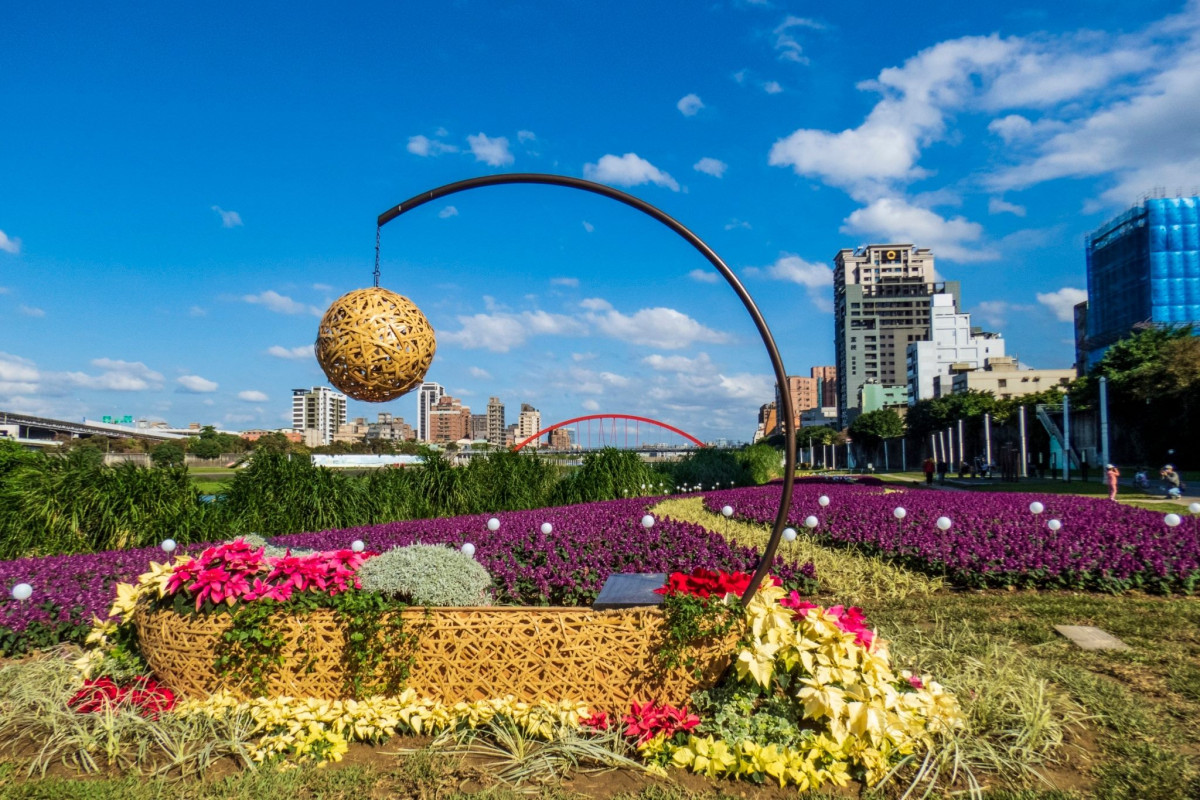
[1054,624,1130,651]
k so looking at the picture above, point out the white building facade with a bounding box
[291,386,348,445]
[416,381,445,442]
[905,294,1005,403]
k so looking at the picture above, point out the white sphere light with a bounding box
[804,515,819,529]
[1164,513,1182,528]
[721,505,734,518]
[783,527,798,542]
[350,540,365,553]
[641,514,655,529]
[11,583,32,602]
[936,516,952,531]
[161,538,177,554]
[1029,502,1044,515]
[894,507,907,520]
[1048,519,1062,531]
[461,542,476,558]
[1189,502,1200,515]
[540,522,553,535]
[487,517,501,532]
[818,495,830,508]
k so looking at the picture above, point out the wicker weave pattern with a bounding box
[315,287,436,402]
[135,606,732,711]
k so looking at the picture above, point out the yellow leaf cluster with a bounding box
[173,691,592,764]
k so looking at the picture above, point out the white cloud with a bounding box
[688,269,719,284]
[238,390,269,402]
[774,16,822,63]
[211,206,243,228]
[467,133,514,166]
[18,305,44,317]
[571,352,597,362]
[407,134,458,156]
[267,344,314,360]
[581,398,600,412]
[988,197,1027,216]
[188,306,206,317]
[972,300,1032,328]
[579,297,612,312]
[677,93,705,116]
[582,221,595,233]
[177,375,219,393]
[0,230,20,254]
[517,130,537,143]
[583,153,679,191]
[243,290,320,316]
[64,359,165,392]
[841,197,999,262]
[724,219,752,230]
[693,157,728,178]
[988,114,1035,144]
[1037,287,1088,322]
[468,366,492,379]
[551,277,579,287]
[442,310,586,352]
[750,253,833,312]
[439,205,459,219]
[584,305,730,350]
[0,352,40,396]
[763,81,783,94]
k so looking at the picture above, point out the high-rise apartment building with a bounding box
[517,403,541,446]
[833,244,959,427]
[775,376,818,432]
[548,427,572,449]
[291,386,347,445]
[429,395,471,444]
[1080,196,1200,370]
[905,294,1005,402]
[470,414,488,441]
[416,382,444,442]
[486,396,505,446]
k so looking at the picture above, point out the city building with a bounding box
[834,244,960,427]
[1080,195,1200,371]
[858,383,909,416]
[416,382,445,442]
[470,414,489,442]
[949,356,1074,400]
[333,417,370,444]
[775,376,819,431]
[811,366,838,408]
[905,294,1005,402]
[517,403,541,446]
[752,402,777,443]
[291,386,347,445]
[800,407,838,428]
[486,396,505,446]
[429,395,471,444]
[367,412,415,442]
[548,427,572,449]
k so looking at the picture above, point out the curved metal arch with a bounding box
[377,173,796,607]
[511,413,708,452]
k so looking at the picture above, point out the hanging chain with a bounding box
[373,225,382,287]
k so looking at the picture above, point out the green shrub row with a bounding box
[0,440,782,559]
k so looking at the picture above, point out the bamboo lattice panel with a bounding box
[134,606,733,711]
[314,287,436,402]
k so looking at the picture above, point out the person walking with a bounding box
[1105,463,1120,501]
[923,457,935,486]
[937,459,949,485]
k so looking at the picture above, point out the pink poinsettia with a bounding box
[779,592,875,650]
[623,701,700,745]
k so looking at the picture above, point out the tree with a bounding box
[150,441,186,468]
[849,409,904,463]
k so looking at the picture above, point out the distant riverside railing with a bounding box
[101,454,245,468]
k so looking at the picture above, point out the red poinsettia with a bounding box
[69,676,176,718]
[653,568,781,600]
[622,700,700,745]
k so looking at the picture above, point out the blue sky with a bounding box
[3,1,1199,442]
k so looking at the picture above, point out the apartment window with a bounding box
[997,379,1007,388]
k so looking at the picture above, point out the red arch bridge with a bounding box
[511,414,708,452]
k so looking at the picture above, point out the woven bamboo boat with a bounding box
[135,605,734,710]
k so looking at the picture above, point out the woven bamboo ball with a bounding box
[315,287,436,402]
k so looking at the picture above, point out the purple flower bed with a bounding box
[0,497,816,654]
[706,485,1200,593]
